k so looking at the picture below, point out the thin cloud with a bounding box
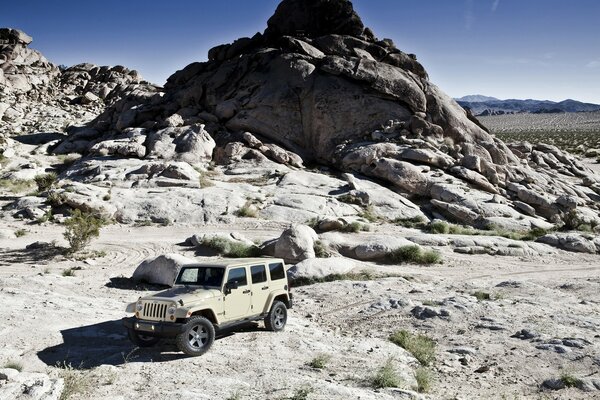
[492,0,500,12]
[586,60,600,68]
[465,0,475,30]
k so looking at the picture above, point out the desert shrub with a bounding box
[472,291,492,301]
[289,387,313,400]
[389,330,436,366]
[562,210,583,231]
[386,245,442,265]
[199,173,214,188]
[395,216,428,229]
[305,217,320,230]
[201,236,261,258]
[63,209,104,253]
[4,360,23,371]
[57,362,91,400]
[34,172,57,192]
[0,178,34,193]
[290,271,402,287]
[338,193,364,205]
[358,205,379,222]
[560,372,581,388]
[414,367,433,393]
[427,221,450,234]
[15,229,28,237]
[235,202,258,218]
[313,240,331,258]
[62,268,76,277]
[340,221,370,233]
[307,354,331,369]
[371,358,403,389]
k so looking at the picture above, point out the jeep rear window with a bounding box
[251,265,267,284]
[269,263,285,281]
[227,267,248,286]
[175,267,225,287]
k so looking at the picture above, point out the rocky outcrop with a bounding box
[132,254,196,286]
[0,28,158,156]
[44,0,599,232]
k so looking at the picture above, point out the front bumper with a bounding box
[123,317,185,338]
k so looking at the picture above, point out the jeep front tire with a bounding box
[127,328,161,347]
[264,300,287,331]
[176,316,216,356]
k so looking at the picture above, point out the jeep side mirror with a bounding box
[224,281,239,294]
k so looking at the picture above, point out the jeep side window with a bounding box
[268,263,285,281]
[227,267,247,286]
[250,265,267,284]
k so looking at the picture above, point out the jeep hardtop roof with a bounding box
[181,258,285,269]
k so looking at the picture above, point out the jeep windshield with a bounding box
[175,266,225,287]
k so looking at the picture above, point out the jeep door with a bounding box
[249,263,269,314]
[223,266,251,321]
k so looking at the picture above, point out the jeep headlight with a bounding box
[136,301,143,312]
[167,305,176,315]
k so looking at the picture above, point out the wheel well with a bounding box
[191,309,217,323]
[274,294,290,308]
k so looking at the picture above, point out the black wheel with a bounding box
[176,316,215,356]
[127,328,161,347]
[264,301,287,331]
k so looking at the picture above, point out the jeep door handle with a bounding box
[262,286,269,290]
[243,290,251,294]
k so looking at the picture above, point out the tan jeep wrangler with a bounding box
[123,258,292,356]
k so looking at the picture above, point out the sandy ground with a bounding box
[0,220,599,400]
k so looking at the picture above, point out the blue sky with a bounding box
[2,0,599,103]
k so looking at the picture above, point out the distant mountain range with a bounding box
[455,95,600,116]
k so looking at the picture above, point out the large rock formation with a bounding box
[0,28,157,154]
[18,0,600,232]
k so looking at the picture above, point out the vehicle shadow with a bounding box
[37,319,264,369]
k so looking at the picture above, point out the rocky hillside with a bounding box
[0,27,157,153]
[457,97,600,116]
[44,0,600,235]
[2,0,599,256]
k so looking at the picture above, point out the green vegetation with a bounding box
[288,387,313,400]
[235,202,259,218]
[340,221,370,233]
[394,216,428,229]
[313,240,331,258]
[63,209,105,253]
[358,205,379,223]
[201,236,261,258]
[338,193,365,205]
[62,268,76,277]
[371,358,403,389]
[472,291,492,301]
[34,172,57,192]
[15,229,28,237]
[426,221,550,241]
[389,330,436,366]
[560,372,582,388]
[4,360,23,372]
[386,245,442,265]
[199,173,215,188]
[414,367,433,393]
[291,271,403,287]
[0,178,35,193]
[307,354,331,369]
[57,362,91,400]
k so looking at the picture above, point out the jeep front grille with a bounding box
[140,301,170,321]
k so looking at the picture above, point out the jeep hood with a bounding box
[143,286,221,304]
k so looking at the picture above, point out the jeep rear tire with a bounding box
[264,300,287,331]
[127,328,161,347]
[176,316,215,356]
